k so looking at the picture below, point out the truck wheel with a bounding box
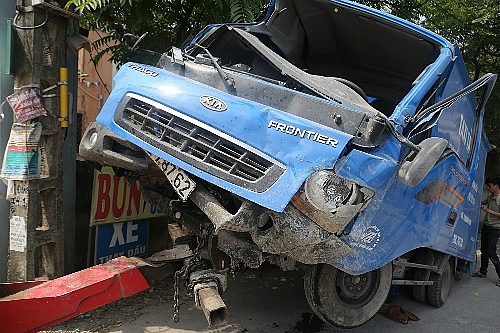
[427,259,453,307]
[412,249,434,303]
[412,271,428,303]
[304,262,392,328]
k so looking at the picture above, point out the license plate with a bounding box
[146,152,196,201]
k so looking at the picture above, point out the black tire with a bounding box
[427,259,453,307]
[412,249,434,303]
[304,263,392,329]
[412,269,428,303]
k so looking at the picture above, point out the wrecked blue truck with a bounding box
[79,0,497,328]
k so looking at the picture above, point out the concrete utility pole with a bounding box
[0,0,15,283]
[7,1,79,281]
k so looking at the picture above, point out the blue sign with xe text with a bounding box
[94,219,149,265]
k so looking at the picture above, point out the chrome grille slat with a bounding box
[244,157,268,172]
[219,144,243,158]
[117,94,285,192]
[234,168,259,181]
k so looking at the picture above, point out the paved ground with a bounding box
[43,260,500,333]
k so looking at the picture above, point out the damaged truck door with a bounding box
[79,0,497,329]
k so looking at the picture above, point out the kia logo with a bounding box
[200,95,227,111]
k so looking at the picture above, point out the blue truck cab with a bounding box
[80,0,497,328]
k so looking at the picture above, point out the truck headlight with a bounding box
[304,170,356,213]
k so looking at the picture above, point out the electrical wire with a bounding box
[87,57,111,96]
[77,85,101,101]
[12,9,48,30]
[0,100,7,123]
[78,83,104,112]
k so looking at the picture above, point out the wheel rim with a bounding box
[336,270,379,306]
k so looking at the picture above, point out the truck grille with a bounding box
[115,93,285,192]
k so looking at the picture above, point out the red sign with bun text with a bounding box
[90,166,165,226]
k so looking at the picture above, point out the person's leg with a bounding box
[479,228,490,275]
[487,229,500,280]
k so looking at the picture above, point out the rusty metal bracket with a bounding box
[189,269,228,327]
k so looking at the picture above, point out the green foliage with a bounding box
[65,0,111,12]
[229,0,255,22]
[64,0,267,66]
[355,0,500,151]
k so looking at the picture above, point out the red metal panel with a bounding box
[0,280,46,298]
[0,256,150,333]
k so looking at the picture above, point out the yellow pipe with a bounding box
[60,67,68,127]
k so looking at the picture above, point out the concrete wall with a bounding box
[0,0,15,283]
[76,30,114,147]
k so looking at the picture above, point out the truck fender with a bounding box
[432,252,452,275]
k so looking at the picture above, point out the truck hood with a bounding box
[97,62,362,211]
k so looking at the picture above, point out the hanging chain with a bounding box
[172,266,185,322]
[172,224,213,323]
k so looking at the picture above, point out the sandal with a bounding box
[472,272,487,278]
[496,280,500,287]
[379,304,419,324]
[400,307,420,321]
[386,305,409,324]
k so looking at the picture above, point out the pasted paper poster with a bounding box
[9,216,27,252]
[1,122,42,180]
[6,87,47,122]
